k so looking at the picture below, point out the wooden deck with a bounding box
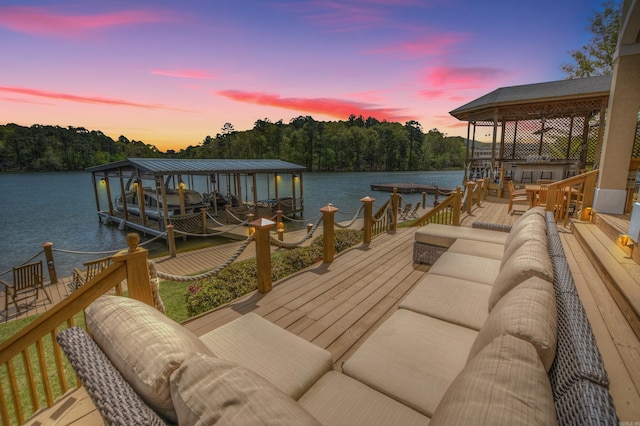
[22,196,640,424]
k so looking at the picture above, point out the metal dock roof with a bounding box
[86,158,306,175]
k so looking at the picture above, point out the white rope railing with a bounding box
[335,205,364,228]
[0,250,45,276]
[269,216,323,249]
[281,213,322,223]
[149,234,255,282]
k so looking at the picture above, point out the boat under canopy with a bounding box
[86,158,306,237]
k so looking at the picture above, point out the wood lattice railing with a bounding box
[0,235,153,426]
[410,187,462,227]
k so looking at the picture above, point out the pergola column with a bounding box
[594,12,640,214]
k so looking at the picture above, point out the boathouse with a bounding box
[87,158,306,236]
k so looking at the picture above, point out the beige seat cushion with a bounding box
[85,295,214,423]
[428,252,501,285]
[399,274,491,330]
[170,353,321,425]
[469,277,558,371]
[489,239,553,310]
[342,309,477,417]
[448,239,504,260]
[199,313,333,400]
[414,224,508,248]
[299,371,430,426]
[431,334,557,426]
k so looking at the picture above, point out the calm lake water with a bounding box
[0,170,463,278]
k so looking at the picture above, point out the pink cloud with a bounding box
[418,66,504,100]
[282,1,390,32]
[369,33,468,57]
[0,86,172,110]
[217,90,415,121]
[424,66,502,89]
[0,6,173,37]
[150,69,219,80]
[0,96,52,106]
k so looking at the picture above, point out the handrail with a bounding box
[371,199,391,237]
[411,186,462,227]
[545,170,598,226]
[0,235,152,426]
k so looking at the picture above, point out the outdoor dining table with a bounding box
[525,184,543,208]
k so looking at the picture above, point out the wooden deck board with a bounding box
[560,231,640,422]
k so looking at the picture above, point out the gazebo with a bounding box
[449,75,612,184]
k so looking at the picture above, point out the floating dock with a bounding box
[370,183,454,194]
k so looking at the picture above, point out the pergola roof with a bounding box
[450,75,612,122]
[87,158,306,175]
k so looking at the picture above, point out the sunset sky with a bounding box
[0,0,605,152]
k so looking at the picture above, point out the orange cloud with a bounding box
[217,90,414,121]
[0,6,173,37]
[150,69,219,80]
[0,86,171,109]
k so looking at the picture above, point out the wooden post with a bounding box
[276,210,284,241]
[580,170,599,221]
[422,191,427,208]
[178,180,186,215]
[166,225,177,258]
[251,218,276,293]
[361,196,375,244]
[320,204,338,263]
[391,188,400,231]
[136,179,147,227]
[201,208,207,234]
[307,223,313,233]
[119,233,153,306]
[42,242,57,284]
[476,178,484,206]
[453,186,462,226]
[466,181,475,214]
[104,176,114,216]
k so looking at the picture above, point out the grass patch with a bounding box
[186,229,363,317]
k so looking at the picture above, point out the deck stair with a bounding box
[572,219,640,341]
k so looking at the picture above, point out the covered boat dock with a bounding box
[86,158,306,237]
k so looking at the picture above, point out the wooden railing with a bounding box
[411,187,462,227]
[546,170,599,226]
[0,234,153,426]
[371,199,392,237]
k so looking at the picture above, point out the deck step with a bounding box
[573,222,640,341]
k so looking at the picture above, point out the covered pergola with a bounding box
[450,75,611,183]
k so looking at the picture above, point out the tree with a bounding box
[562,1,622,78]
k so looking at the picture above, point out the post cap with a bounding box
[320,203,339,213]
[249,218,276,228]
[360,196,376,202]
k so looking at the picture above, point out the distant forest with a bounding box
[0,115,467,172]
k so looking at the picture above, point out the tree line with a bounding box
[0,116,467,172]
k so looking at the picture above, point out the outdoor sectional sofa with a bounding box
[57,207,618,425]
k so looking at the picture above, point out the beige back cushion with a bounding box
[85,295,214,423]
[501,219,547,267]
[431,334,557,426]
[490,239,553,310]
[469,277,557,371]
[170,353,321,425]
[505,210,547,248]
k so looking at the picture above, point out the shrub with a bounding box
[184,229,363,317]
